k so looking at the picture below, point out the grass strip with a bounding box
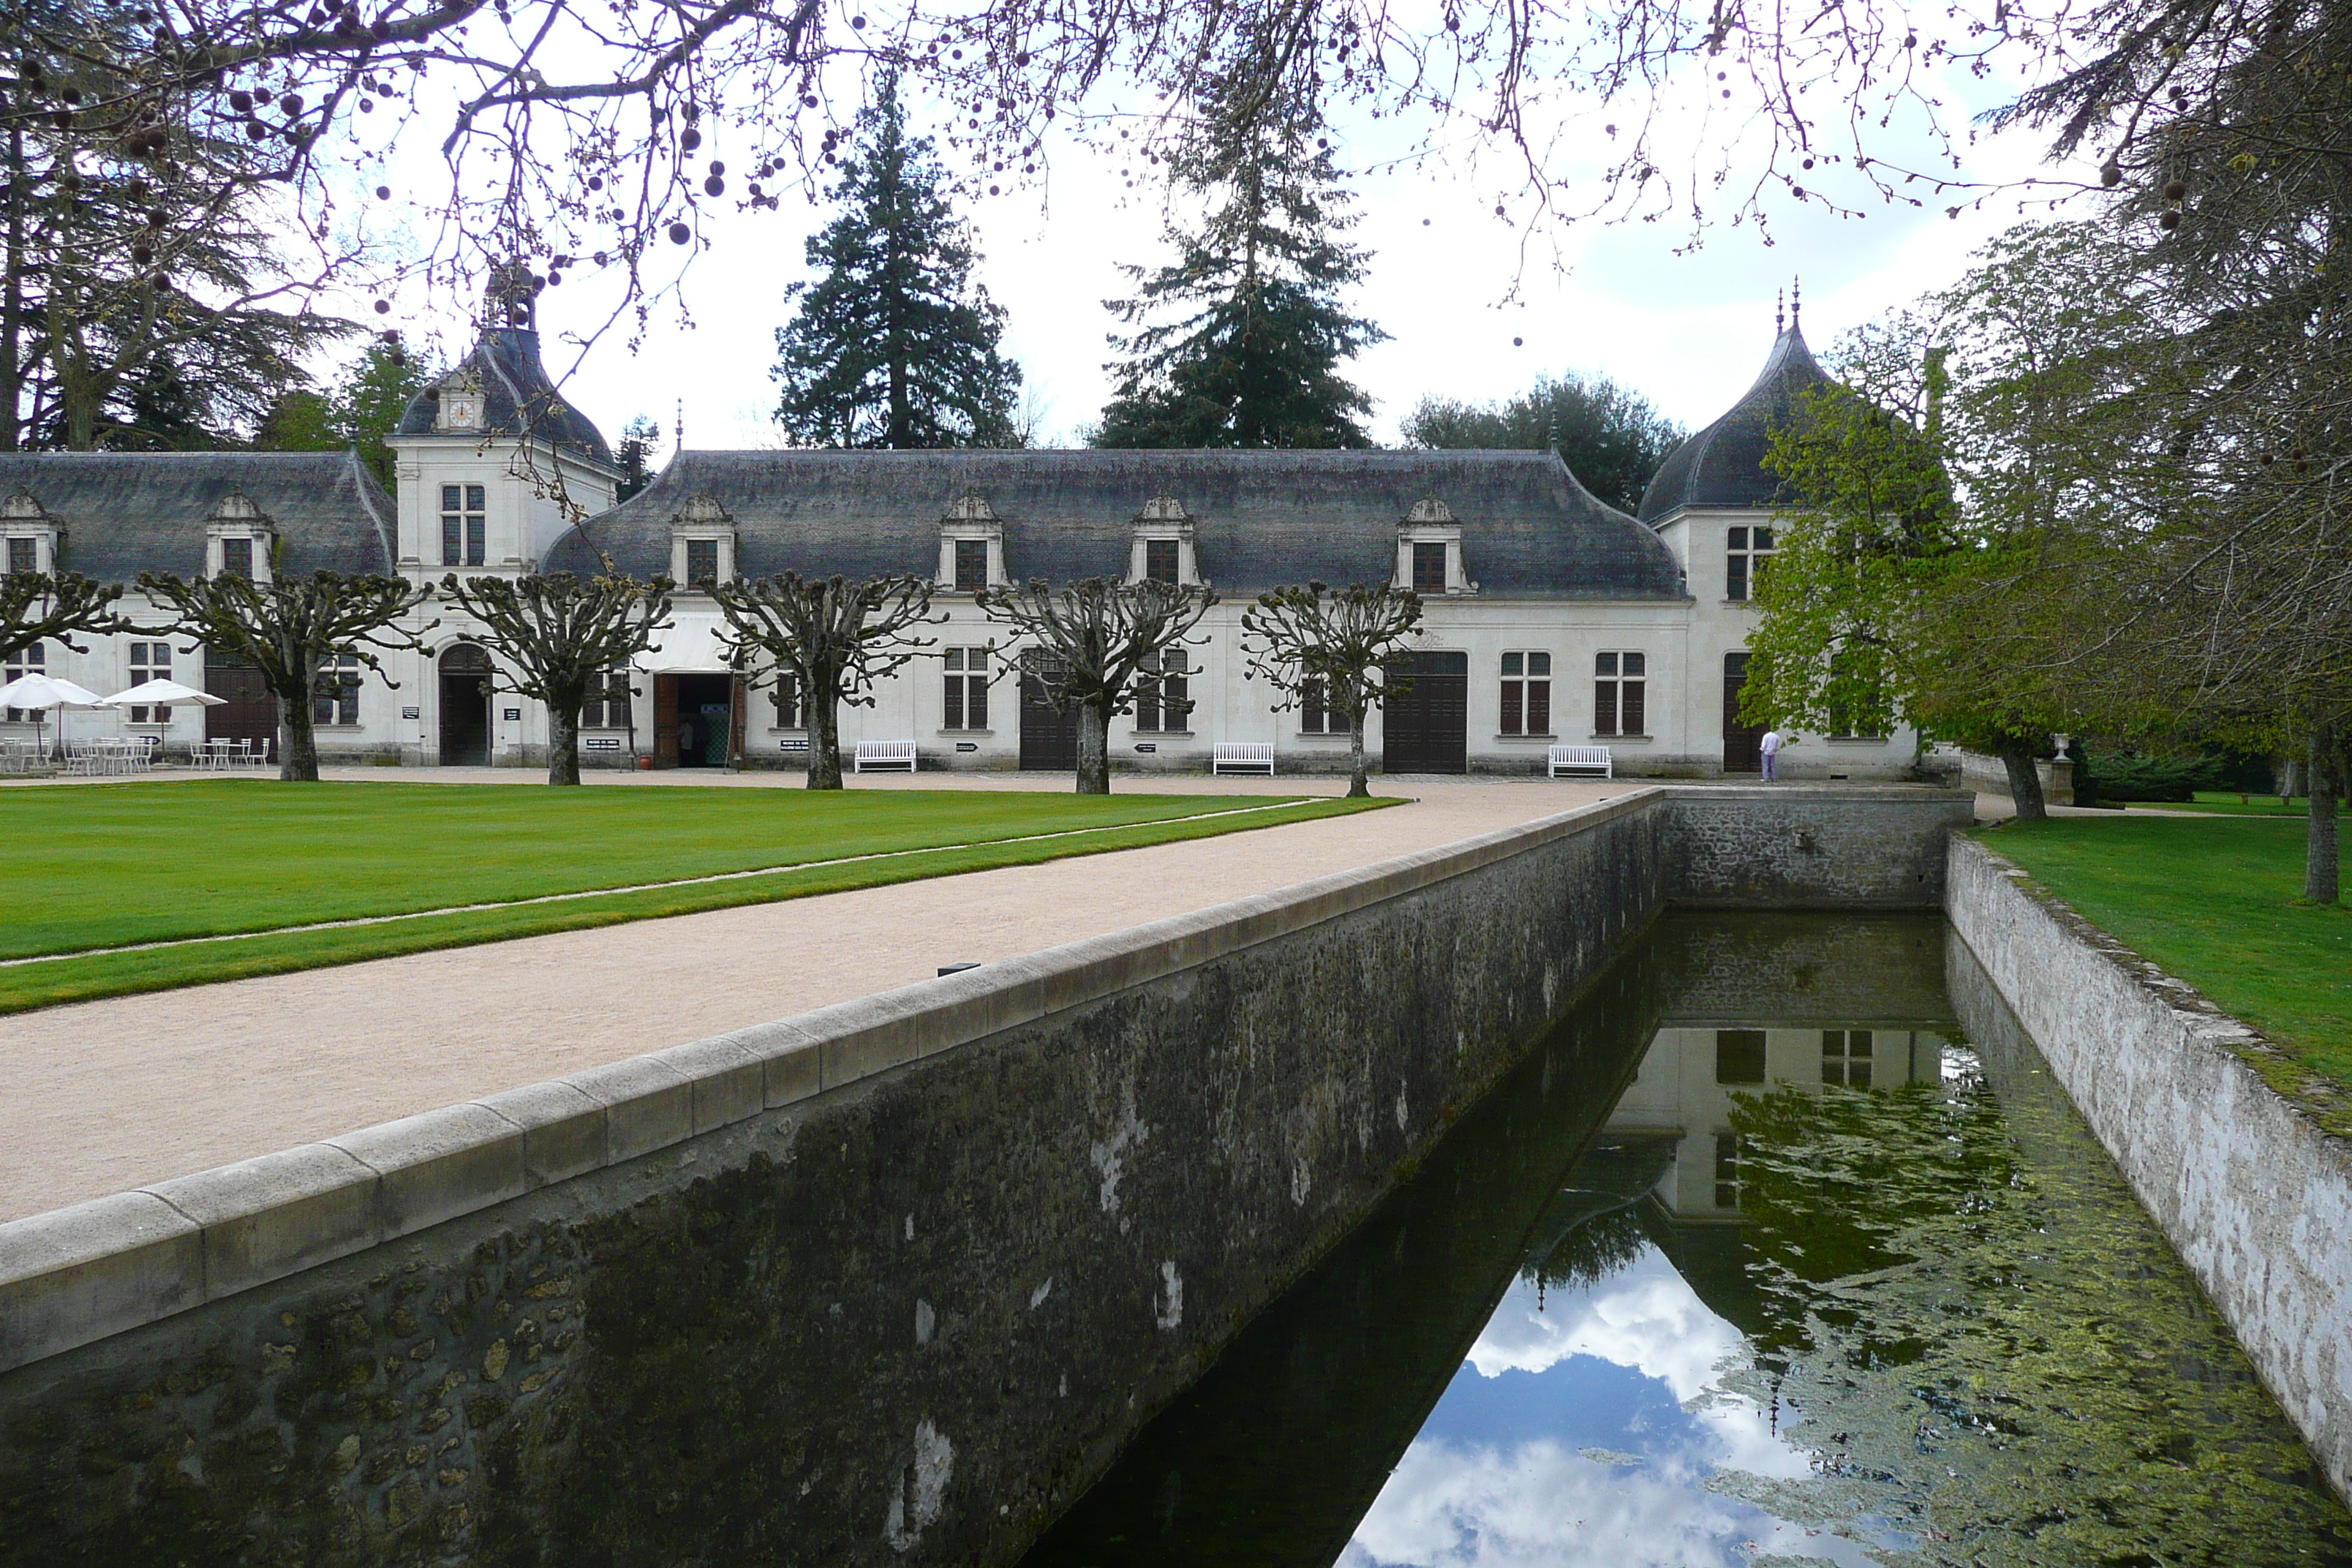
[0,794,1392,1014]
[1978,815,2351,1120]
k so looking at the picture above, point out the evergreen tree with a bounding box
[614,415,662,500]
[336,333,433,489]
[771,78,1022,449]
[1401,372,1685,513]
[1092,65,1384,449]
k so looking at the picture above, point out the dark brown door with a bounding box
[439,642,493,766]
[653,674,680,767]
[1019,652,1080,772]
[1722,652,1765,773]
[203,647,275,745]
[1382,651,1469,774]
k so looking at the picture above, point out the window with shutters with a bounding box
[312,652,362,726]
[219,536,255,579]
[1131,649,1189,732]
[1411,543,1448,595]
[1143,538,1180,584]
[1822,1029,1874,1088]
[942,647,990,730]
[4,641,44,721]
[5,538,35,576]
[685,538,720,587]
[954,538,990,592]
[441,484,487,568]
[1594,651,1648,736]
[1499,652,1552,736]
[1726,524,1776,601]
[128,641,173,723]
[584,668,635,728]
[1299,676,1346,734]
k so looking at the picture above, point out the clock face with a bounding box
[444,396,481,429]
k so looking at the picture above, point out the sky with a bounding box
[342,37,2097,461]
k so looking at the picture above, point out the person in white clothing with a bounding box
[1759,728,1784,781]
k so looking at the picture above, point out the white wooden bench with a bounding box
[1211,742,1275,776]
[1548,745,1613,779]
[853,739,918,773]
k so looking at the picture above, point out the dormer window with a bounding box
[1129,494,1201,587]
[205,491,276,584]
[669,493,736,589]
[2,487,59,576]
[938,489,1005,592]
[1396,498,1475,597]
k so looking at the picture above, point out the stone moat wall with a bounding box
[0,788,1970,1566]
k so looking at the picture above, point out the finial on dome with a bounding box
[1775,288,1784,336]
[485,259,538,331]
[1791,276,1801,331]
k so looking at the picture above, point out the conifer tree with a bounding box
[771,78,1023,449]
[1093,61,1384,449]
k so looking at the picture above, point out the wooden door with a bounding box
[1722,652,1765,773]
[203,648,275,745]
[1019,652,1080,772]
[1382,652,1469,774]
[653,674,680,767]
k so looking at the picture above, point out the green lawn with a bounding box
[2122,791,2314,817]
[1979,815,2352,1115]
[0,780,1391,1012]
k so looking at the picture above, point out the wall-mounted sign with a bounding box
[584,736,622,750]
[778,738,810,752]
[955,742,978,753]
[401,706,421,720]
[1134,743,1158,754]
[502,708,521,722]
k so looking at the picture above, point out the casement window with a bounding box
[6,538,35,576]
[1713,1131,1750,1210]
[128,641,173,723]
[685,538,720,587]
[1499,652,1552,736]
[441,483,487,568]
[942,647,990,731]
[312,652,362,726]
[219,536,255,579]
[1300,676,1346,735]
[954,539,990,592]
[1727,524,1776,602]
[584,668,635,729]
[1131,649,1190,732]
[1594,651,1647,736]
[1410,543,1449,596]
[1822,1029,1873,1088]
[1716,1028,1766,1085]
[769,669,804,731]
[1144,538,1181,585]
[4,641,43,721]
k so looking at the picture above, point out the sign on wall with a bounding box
[584,736,622,751]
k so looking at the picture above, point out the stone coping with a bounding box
[0,783,1963,1375]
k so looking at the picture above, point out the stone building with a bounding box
[0,297,1918,779]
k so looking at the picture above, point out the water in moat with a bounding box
[1021,912,2352,1567]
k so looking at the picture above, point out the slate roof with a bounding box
[394,327,613,466]
[1637,325,1833,523]
[0,451,395,580]
[546,448,1686,600]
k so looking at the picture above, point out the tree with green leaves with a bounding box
[1399,372,1684,513]
[771,78,1023,450]
[614,415,663,502]
[440,571,675,786]
[709,573,940,789]
[252,333,434,486]
[1240,581,1424,797]
[135,567,431,781]
[1092,56,1384,449]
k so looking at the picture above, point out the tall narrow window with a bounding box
[1726,524,1776,602]
[1411,542,1448,595]
[953,538,990,591]
[1822,1029,1874,1088]
[1300,676,1343,735]
[685,538,720,587]
[1143,538,1180,584]
[4,641,44,721]
[1132,649,1189,732]
[220,537,255,578]
[312,652,362,726]
[769,669,802,730]
[1594,652,1647,736]
[1713,1132,1750,1210]
[943,647,989,730]
[585,668,634,728]
[442,484,486,568]
[129,641,172,723]
[1499,652,1551,736]
[5,538,35,575]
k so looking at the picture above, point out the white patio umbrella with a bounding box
[99,677,226,711]
[0,673,107,762]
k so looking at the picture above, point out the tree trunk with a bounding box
[1999,747,2046,821]
[2307,725,2339,906]
[277,668,320,782]
[547,699,582,786]
[2280,755,2303,806]
[1076,701,1109,794]
[807,684,843,789]
[1347,710,1370,798]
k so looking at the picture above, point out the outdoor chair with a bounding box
[1211,742,1276,776]
[1548,745,1614,779]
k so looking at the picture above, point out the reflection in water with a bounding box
[1022,915,2352,1568]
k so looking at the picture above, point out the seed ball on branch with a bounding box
[2163,178,2186,200]
[680,127,701,151]
[704,173,724,195]
[374,184,390,198]
[667,221,690,244]
[374,298,391,313]
[2160,209,2181,228]
[2100,159,2121,186]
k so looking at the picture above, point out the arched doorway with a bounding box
[439,642,494,766]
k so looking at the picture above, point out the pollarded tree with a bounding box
[1240,582,1425,798]
[136,565,431,781]
[709,573,940,789]
[1,570,127,663]
[1093,55,1384,450]
[440,571,675,786]
[771,78,1024,450]
[977,578,1215,794]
